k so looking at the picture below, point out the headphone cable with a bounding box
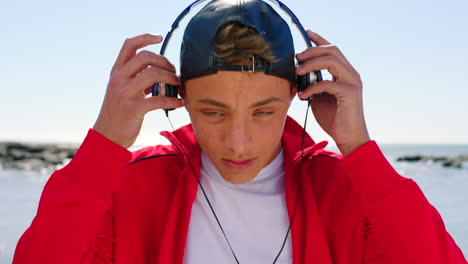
[272,99,311,263]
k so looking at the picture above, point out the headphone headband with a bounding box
[153,0,323,97]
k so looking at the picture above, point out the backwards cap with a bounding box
[180,0,296,83]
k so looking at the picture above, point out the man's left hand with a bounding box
[295,30,371,157]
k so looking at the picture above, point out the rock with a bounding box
[0,142,77,172]
[458,154,468,161]
[0,144,6,157]
[442,158,463,168]
[396,155,423,162]
[41,150,69,164]
[397,154,466,169]
[14,158,48,171]
[430,156,448,162]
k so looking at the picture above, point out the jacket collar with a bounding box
[160,115,329,169]
[280,116,329,167]
[159,116,331,264]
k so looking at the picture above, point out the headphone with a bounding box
[152,0,323,104]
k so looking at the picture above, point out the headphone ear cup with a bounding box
[296,60,310,93]
[152,83,179,98]
[165,84,179,98]
[152,83,160,96]
[296,73,311,93]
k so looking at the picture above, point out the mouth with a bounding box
[222,158,256,171]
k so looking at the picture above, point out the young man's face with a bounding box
[184,71,294,184]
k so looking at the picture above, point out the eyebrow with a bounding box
[197,96,284,109]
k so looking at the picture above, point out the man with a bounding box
[13,0,467,263]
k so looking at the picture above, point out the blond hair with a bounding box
[213,22,279,65]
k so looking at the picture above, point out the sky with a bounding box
[0,0,467,148]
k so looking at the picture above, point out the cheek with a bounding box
[253,117,286,148]
[196,126,218,146]
[189,113,223,154]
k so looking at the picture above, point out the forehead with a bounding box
[185,71,291,102]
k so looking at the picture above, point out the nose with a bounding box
[223,115,253,157]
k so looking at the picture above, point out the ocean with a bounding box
[0,144,467,263]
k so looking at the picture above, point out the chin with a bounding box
[218,162,263,184]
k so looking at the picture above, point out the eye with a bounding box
[254,111,274,116]
[202,111,224,117]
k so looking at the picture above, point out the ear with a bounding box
[290,83,298,101]
[177,86,185,99]
[179,87,190,111]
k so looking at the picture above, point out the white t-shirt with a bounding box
[183,149,292,264]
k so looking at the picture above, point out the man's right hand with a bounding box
[93,33,185,148]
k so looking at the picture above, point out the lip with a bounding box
[222,158,256,171]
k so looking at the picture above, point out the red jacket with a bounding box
[13,116,467,263]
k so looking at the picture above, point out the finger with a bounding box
[296,55,361,86]
[143,86,152,96]
[306,30,331,46]
[298,80,354,100]
[140,95,185,113]
[125,66,180,96]
[296,45,358,76]
[118,50,175,79]
[111,33,163,75]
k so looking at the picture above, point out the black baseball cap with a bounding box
[180,0,296,84]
